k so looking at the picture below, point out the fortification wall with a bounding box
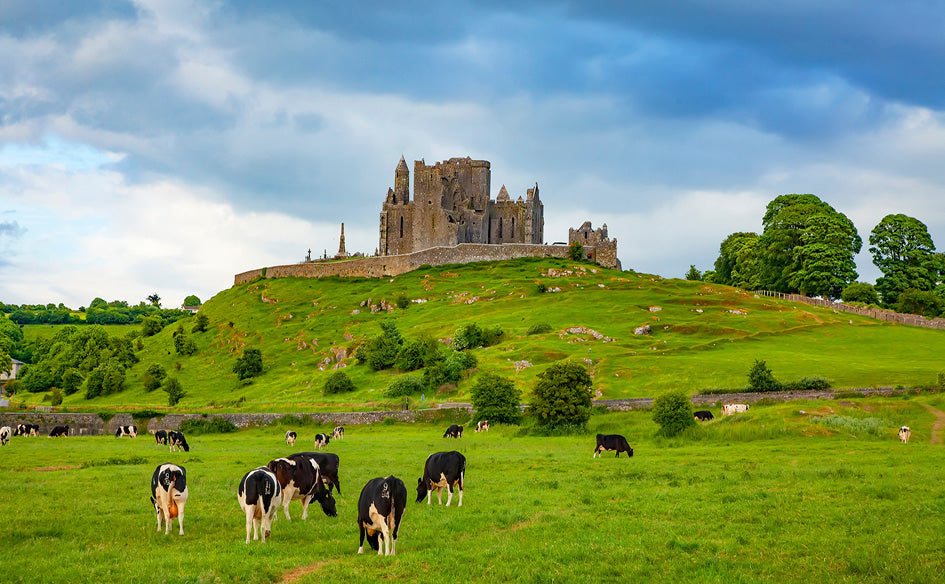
[755,290,945,330]
[235,243,579,284]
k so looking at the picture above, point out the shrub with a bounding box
[164,377,185,406]
[453,323,503,351]
[191,314,210,333]
[386,375,425,397]
[396,295,410,310]
[651,392,695,437]
[529,361,593,430]
[233,348,263,380]
[360,322,404,371]
[747,359,781,392]
[324,371,356,394]
[423,349,476,390]
[536,282,548,294]
[142,363,167,392]
[568,241,584,261]
[395,335,441,372]
[49,387,63,406]
[61,370,82,395]
[896,288,943,318]
[141,315,163,337]
[470,373,522,424]
[783,376,831,391]
[527,322,553,335]
[841,282,879,305]
[179,417,237,435]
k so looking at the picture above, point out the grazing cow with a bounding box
[237,467,283,544]
[168,430,190,452]
[150,463,188,536]
[694,410,714,422]
[13,424,26,436]
[115,425,138,438]
[357,476,407,556]
[594,434,633,458]
[285,431,297,446]
[475,420,490,432]
[332,426,344,440]
[48,425,69,437]
[416,451,465,507]
[314,433,330,449]
[0,426,11,446]
[899,426,911,443]
[443,424,463,439]
[16,423,39,436]
[722,403,750,416]
[267,455,337,521]
[155,430,168,445]
[295,451,341,494]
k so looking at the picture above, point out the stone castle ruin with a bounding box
[234,156,619,285]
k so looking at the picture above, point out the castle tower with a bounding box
[394,155,409,204]
[337,223,348,258]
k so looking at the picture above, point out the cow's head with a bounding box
[416,477,430,503]
[311,482,337,517]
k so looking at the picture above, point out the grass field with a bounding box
[12,257,945,413]
[2,395,944,583]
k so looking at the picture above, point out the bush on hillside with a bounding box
[49,387,63,406]
[358,321,404,371]
[896,288,943,318]
[782,376,831,391]
[395,335,441,372]
[386,375,424,397]
[568,241,584,261]
[324,371,356,394]
[142,363,167,392]
[452,323,503,351]
[141,315,163,337]
[61,370,82,395]
[191,314,210,333]
[841,282,879,305]
[164,377,185,406]
[529,361,593,430]
[423,349,476,390]
[651,391,695,437]
[180,417,237,435]
[470,372,522,425]
[396,295,410,310]
[233,348,263,380]
[527,322,553,335]
[747,359,781,392]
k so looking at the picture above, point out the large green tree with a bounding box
[712,232,761,288]
[757,194,861,298]
[529,361,594,429]
[869,214,941,307]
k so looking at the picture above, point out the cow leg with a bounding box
[593,447,599,458]
[387,514,398,556]
[436,487,443,505]
[155,506,163,531]
[245,507,256,543]
[446,484,453,507]
[426,489,432,505]
[458,473,464,507]
[281,485,295,520]
[615,450,620,458]
[176,500,185,536]
[358,522,366,554]
[300,494,311,520]
[378,524,390,556]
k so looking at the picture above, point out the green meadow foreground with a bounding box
[2,396,945,584]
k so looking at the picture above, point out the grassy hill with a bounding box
[16,257,945,412]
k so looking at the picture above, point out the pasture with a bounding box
[2,396,945,583]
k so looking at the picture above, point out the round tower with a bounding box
[394,155,409,203]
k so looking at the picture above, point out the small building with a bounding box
[181,305,200,314]
[1,358,25,391]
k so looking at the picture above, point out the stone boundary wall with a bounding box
[234,242,618,285]
[754,290,945,330]
[1,388,919,435]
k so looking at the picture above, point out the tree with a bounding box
[183,295,201,307]
[164,377,185,406]
[233,348,263,380]
[869,214,940,307]
[470,373,522,425]
[568,241,584,261]
[358,321,404,371]
[747,359,780,392]
[841,282,879,305]
[395,335,441,371]
[191,314,209,333]
[324,371,356,394]
[757,194,861,297]
[147,293,161,308]
[529,361,593,429]
[0,349,10,377]
[141,315,163,337]
[173,324,197,355]
[685,265,702,281]
[896,288,943,318]
[712,232,761,288]
[651,392,695,437]
[142,363,167,392]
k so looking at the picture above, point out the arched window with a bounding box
[400,216,404,238]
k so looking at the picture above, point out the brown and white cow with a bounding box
[285,431,297,446]
[237,467,282,544]
[313,433,330,449]
[475,420,490,432]
[358,476,407,556]
[899,426,911,443]
[722,403,750,416]
[332,426,344,440]
[267,455,337,521]
[150,463,188,536]
[416,451,465,507]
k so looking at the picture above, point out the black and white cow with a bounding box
[285,431,297,446]
[357,476,407,556]
[594,434,633,458]
[899,426,911,443]
[694,410,714,422]
[26,423,40,436]
[115,425,138,438]
[295,451,342,494]
[266,455,337,521]
[155,430,168,445]
[237,467,283,544]
[475,420,490,432]
[313,433,330,449]
[48,425,69,437]
[0,426,11,446]
[332,426,344,440]
[443,424,463,439]
[168,430,190,452]
[150,463,188,536]
[416,451,465,507]
[13,424,27,436]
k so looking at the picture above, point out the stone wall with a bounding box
[754,290,945,330]
[235,243,586,285]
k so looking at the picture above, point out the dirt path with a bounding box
[920,403,945,445]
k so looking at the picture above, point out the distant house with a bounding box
[1,358,25,392]
[181,305,200,314]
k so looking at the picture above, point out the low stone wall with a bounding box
[754,290,945,330]
[595,387,909,411]
[234,242,618,285]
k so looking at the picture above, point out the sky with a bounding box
[1,0,944,309]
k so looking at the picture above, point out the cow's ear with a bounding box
[418,478,423,485]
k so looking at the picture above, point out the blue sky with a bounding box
[1,0,944,308]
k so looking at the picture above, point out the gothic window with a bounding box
[400,216,404,238]
[499,218,503,239]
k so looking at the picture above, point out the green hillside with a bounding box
[16,257,945,412]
